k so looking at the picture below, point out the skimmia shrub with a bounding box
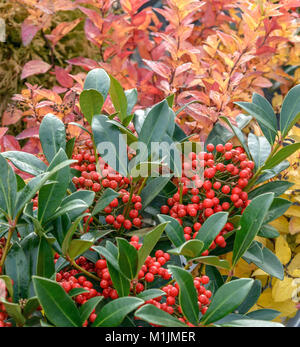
[0,69,299,327]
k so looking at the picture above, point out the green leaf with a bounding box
[92,297,144,327]
[280,84,300,137]
[246,309,280,321]
[83,68,110,100]
[232,193,274,266]
[166,94,175,108]
[80,89,104,124]
[205,266,224,293]
[220,319,284,327]
[168,265,199,325]
[135,304,187,327]
[92,188,119,216]
[140,177,171,208]
[137,289,166,301]
[242,241,263,264]
[68,288,89,298]
[39,113,66,163]
[263,143,300,170]
[205,123,233,147]
[256,160,290,183]
[5,242,30,302]
[236,279,262,314]
[62,190,95,220]
[2,299,25,326]
[247,133,271,169]
[61,215,87,256]
[69,122,92,136]
[106,119,138,145]
[92,114,128,177]
[248,181,294,199]
[234,101,277,135]
[65,137,76,159]
[258,224,280,238]
[106,260,131,297]
[23,296,40,319]
[195,212,228,251]
[190,256,230,270]
[252,246,284,280]
[220,116,251,158]
[0,154,17,218]
[81,229,113,242]
[125,88,138,115]
[264,198,292,223]
[137,222,168,273]
[157,215,185,247]
[33,276,82,327]
[168,240,204,258]
[2,151,47,176]
[117,238,138,280]
[252,93,277,145]
[109,75,128,123]
[47,199,88,223]
[79,296,104,324]
[68,239,94,260]
[201,278,254,325]
[38,149,70,224]
[36,236,55,279]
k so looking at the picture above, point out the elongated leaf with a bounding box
[2,300,25,326]
[109,75,128,123]
[137,289,166,301]
[0,154,17,218]
[81,229,113,242]
[80,89,104,124]
[168,265,199,325]
[106,119,138,145]
[258,224,280,238]
[246,309,280,321]
[23,296,40,319]
[61,214,87,256]
[252,93,277,144]
[253,246,284,280]
[69,122,92,136]
[232,193,274,266]
[201,278,254,325]
[38,149,70,224]
[92,188,119,215]
[84,68,110,100]
[248,181,294,199]
[221,319,284,327]
[256,160,290,183]
[68,239,94,260]
[92,115,128,177]
[106,260,130,297]
[242,241,263,265]
[264,198,292,223]
[263,143,300,170]
[236,279,262,314]
[79,296,104,324]
[0,275,13,298]
[33,276,82,327]
[36,236,55,279]
[280,84,300,137]
[190,256,230,270]
[157,215,185,247]
[125,88,138,115]
[92,297,144,327]
[47,199,88,223]
[168,240,204,258]
[5,242,30,302]
[140,177,171,208]
[247,133,271,169]
[135,304,187,327]
[62,190,95,220]
[117,238,138,280]
[195,212,228,251]
[137,222,168,273]
[39,113,66,163]
[2,151,47,176]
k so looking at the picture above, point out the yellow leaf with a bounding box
[275,235,291,265]
[272,277,295,302]
[296,234,300,244]
[287,253,300,277]
[289,217,300,235]
[270,216,289,234]
[285,205,300,218]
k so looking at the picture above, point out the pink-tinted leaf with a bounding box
[16,127,40,140]
[66,57,100,71]
[0,135,21,151]
[45,18,82,47]
[22,138,41,155]
[0,127,8,141]
[143,59,171,79]
[78,6,103,29]
[55,66,74,88]
[21,20,40,46]
[21,60,52,80]
[2,109,23,126]
[0,279,6,299]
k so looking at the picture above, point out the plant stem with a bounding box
[69,257,101,282]
[0,226,15,268]
[137,177,148,196]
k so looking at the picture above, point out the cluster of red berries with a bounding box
[0,302,11,327]
[160,143,254,253]
[135,274,212,326]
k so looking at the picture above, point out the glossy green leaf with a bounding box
[83,68,110,100]
[140,177,171,208]
[65,137,76,159]
[23,296,40,319]
[232,193,274,266]
[2,151,47,176]
[263,143,300,170]
[106,119,138,145]
[68,288,89,298]
[236,279,262,314]
[92,297,144,327]
[248,181,294,199]
[68,239,94,260]
[220,319,284,327]
[2,299,25,326]
[135,304,187,327]
[264,198,292,223]
[246,309,280,321]
[201,278,254,325]
[33,276,82,327]
[39,113,66,163]
[92,188,119,215]
[106,260,131,297]
[0,154,17,218]
[168,265,199,326]
[79,89,104,124]
[125,88,138,115]
[280,84,300,137]
[157,215,185,247]
[195,212,228,251]
[36,236,55,279]
[242,240,263,265]
[256,160,290,183]
[258,224,280,238]
[137,222,168,273]
[190,256,230,270]
[47,199,88,223]
[168,239,204,258]
[62,190,95,220]
[137,289,166,301]
[253,246,284,280]
[247,133,271,169]
[109,75,128,123]
[62,215,87,256]
[117,238,138,280]
[79,296,104,324]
